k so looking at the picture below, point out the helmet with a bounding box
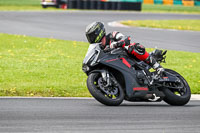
[85,22,106,44]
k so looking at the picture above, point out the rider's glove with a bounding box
[110,42,118,48]
[117,40,126,47]
[110,36,131,49]
[110,41,126,49]
[118,36,131,48]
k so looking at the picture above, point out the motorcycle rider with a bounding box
[85,22,164,75]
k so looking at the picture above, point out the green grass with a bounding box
[0,33,89,97]
[153,48,200,94]
[0,5,64,11]
[0,0,64,11]
[0,0,40,6]
[121,20,200,31]
[0,33,199,97]
[142,4,200,14]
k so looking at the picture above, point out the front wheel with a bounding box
[87,72,124,106]
[162,69,191,106]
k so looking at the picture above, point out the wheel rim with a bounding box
[168,75,188,97]
[93,75,121,100]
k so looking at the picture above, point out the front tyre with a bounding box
[87,73,124,106]
[162,69,191,106]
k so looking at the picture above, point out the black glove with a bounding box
[119,36,131,47]
[110,42,118,48]
[111,36,131,48]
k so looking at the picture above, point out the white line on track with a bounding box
[108,21,130,28]
[0,95,200,100]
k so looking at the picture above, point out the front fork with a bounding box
[101,70,112,87]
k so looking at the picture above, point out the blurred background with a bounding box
[0,0,199,12]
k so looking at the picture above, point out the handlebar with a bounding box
[103,47,115,53]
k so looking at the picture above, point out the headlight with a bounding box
[82,64,90,73]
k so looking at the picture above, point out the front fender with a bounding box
[88,69,106,75]
[89,69,108,84]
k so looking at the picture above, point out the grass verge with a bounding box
[0,33,89,97]
[0,33,199,97]
[0,0,64,11]
[0,0,40,6]
[121,20,200,31]
[142,4,200,14]
[0,5,48,11]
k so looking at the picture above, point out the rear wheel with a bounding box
[162,69,191,106]
[87,72,124,106]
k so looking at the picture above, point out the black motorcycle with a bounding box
[82,43,191,106]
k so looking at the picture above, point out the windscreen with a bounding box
[83,43,100,64]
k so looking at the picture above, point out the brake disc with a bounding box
[98,78,118,95]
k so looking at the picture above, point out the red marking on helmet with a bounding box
[133,87,148,91]
[163,77,168,79]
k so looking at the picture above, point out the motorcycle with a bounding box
[82,43,191,106]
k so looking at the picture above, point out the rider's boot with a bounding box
[145,55,164,77]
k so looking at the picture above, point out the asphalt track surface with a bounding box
[0,98,200,133]
[0,11,200,52]
[0,11,200,132]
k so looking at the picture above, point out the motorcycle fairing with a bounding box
[99,54,149,99]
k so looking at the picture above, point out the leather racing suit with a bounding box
[104,31,163,71]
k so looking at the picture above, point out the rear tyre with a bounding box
[162,69,191,106]
[87,72,124,106]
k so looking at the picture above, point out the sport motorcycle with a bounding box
[82,43,191,106]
